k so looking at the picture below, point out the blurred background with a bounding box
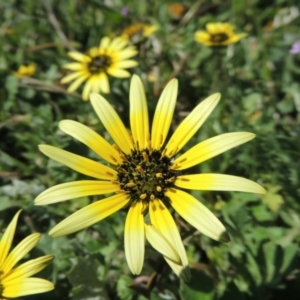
[1,0,300,299]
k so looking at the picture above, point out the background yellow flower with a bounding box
[0,210,54,299]
[60,36,138,100]
[195,22,247,46]
[13,63,36,78]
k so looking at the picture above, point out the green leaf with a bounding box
[262,242,282,285]
[261,185,284,212]
[117,275,135,300]
[179,268,215,300]
[280,244,298,276]
[68,256,109,300]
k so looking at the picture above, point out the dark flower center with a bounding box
[117,149,178,203]
[88,55,112,73]
[210,33,229,43]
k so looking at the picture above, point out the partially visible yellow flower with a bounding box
[60,36,138,100]
[195,22,247,46]
[35,75,265,279]
[167,3,187,20]
[121,23,158,41]
[13,63,36,78]
[0,210,54,299]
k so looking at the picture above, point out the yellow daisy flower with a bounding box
[35,75,265,278]
[13,63,36,78]
[121,23,158,40]
[0,210,54,299]
[60,36,138,100]
[195,22,247,46]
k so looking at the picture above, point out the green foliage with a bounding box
[1,0,300,299]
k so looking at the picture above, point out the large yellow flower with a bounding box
[195,22,247,46]
[0,211,54,299]
[60,36,138,100]
[13,63,36,78]
[35,75,265,278]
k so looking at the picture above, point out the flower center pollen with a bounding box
[210,33,229,43]
[117,148,178,203]
[88,55,112,73]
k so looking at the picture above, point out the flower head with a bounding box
[60,36,138,100]
[0,210,54,299]
[167,4,187,20]
[290,41,300,54]
[195,22,247,46]
[35,75,265,278]
[13,63,36,78]
[121,23,158,41]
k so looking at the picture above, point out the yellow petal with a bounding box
[82,76,96,100]
[1,233,41,274]
[173,132,255,170]
[2,278,54,298]
[129,75,149,149]
[68,51,91,63]
[59,120,122,165]
[124,201,145,275]
[109,37,128,50]
[107,67,131,78]
[115,60,138,68]
[194,31,211,44]
[0,210,21,268]
[149,199,188,268]
[2,255,54,283]
[97,73,110,93]
[151,79,178,149]
[90,93,133,154]
[165,93,220,156]
[63,62,85,71]
[117,47,138,60]
[145,224,181,264]
[223,33,247,45]
[49,193,130,237]
[166,189,229,242]
[38,145,117,180]
[99,36,111,49]
[67,73,90,93]
[164,258,191,282]
[175,174,266,194]
[60,71,84,84]
[206,23,219,34]
[35,180,119,205]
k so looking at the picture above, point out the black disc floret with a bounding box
[117,149,178,202]
[210,33,229,43]
[88,55,112,73]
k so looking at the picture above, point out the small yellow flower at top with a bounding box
[13,63,36,78]
[121,23,158,41]
[0,210,54,299]
[60,36,138,100]
[194,22,247,46]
